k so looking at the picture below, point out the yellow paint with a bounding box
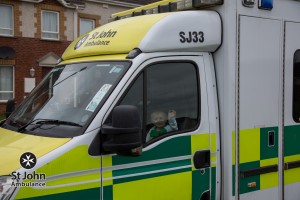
[60,54,128,65]
[210,133,217,167]
[16,180,100,199]
[239,128,260,164]
[191,133,210,170]
[284,154,300,185]
[16,145,100,199]
[260,158,278,189]
[102,155,113,186]
[62,13,169,60]
[46,173,100,186]
[211,133,217,153]
[285,168,300,185]
[232,131,235,164]
[284,154,300,163]
[211,154,217,167]
[0,128,70,176]
[260,158,278,167]
[191,133,210,154]
[113,172,192,200]
[36,146,100,176]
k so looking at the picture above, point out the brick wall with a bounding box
[0,37,71,114]
[0,0,70,116]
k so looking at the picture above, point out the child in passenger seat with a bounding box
[146,110,178,142]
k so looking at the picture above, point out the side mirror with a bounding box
[5,99,15,118]
[102,105,142,156]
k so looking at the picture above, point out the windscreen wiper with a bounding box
[18,119,82,132]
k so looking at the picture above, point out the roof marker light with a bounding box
[158,2,177,13]
[145,6,159,14]
[242,0,255,7]
[177,0,193,10]
[133,11,142,16]
[258,0,273,10]
[111,0,223,21]
[126,48,142,59]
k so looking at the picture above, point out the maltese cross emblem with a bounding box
[20,152,37,169]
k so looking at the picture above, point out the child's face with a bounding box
[152,112,167,128]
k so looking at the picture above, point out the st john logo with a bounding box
[20,152,37,169]
[74,34,89,50]
[9,152,46,187]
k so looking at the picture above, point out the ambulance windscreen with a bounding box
[5,61,130,137]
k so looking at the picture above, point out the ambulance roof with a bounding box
[62,10,221,60]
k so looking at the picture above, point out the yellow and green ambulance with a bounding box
[1,0,300,199]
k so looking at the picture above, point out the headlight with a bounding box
[0,176,15,200]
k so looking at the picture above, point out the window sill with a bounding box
[40,38,61,42]
[0,35,16,39]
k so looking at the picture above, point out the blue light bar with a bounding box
[259,0,273,10]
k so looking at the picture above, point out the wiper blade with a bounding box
[0,119,6,126]
[18,119,82,132]
[52,66,87,88]
[36,120,82,127]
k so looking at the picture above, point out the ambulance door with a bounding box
[101,55,217,200]
[238,16,281,200]
[283,21,300,200]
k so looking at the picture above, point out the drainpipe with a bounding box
[56,0,85,10]
[20,0,44,3]
[73,7,78,40]
[87,0,141,8]
[20,0,85,10]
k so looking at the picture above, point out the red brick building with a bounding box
[0,0,158,115]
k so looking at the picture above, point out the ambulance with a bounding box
[1,0,300,199]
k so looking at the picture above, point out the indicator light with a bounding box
[258,0,273,10]
[248,182,257,188]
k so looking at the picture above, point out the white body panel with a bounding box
[213,0,300,199]
[239,16,281,129]
[238,15,281,200]
[139,11,222,53]
[284,21,300,200]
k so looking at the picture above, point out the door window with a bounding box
[293,50,300,122]
[119,61,199,144]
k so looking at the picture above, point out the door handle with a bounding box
[193,150,210,169]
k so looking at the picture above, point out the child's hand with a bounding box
[168,110,176,119]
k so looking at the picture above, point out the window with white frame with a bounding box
[79,18,95,36]
[0,4,13,36]
[0,66,14,101]
[41,10,59,40]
